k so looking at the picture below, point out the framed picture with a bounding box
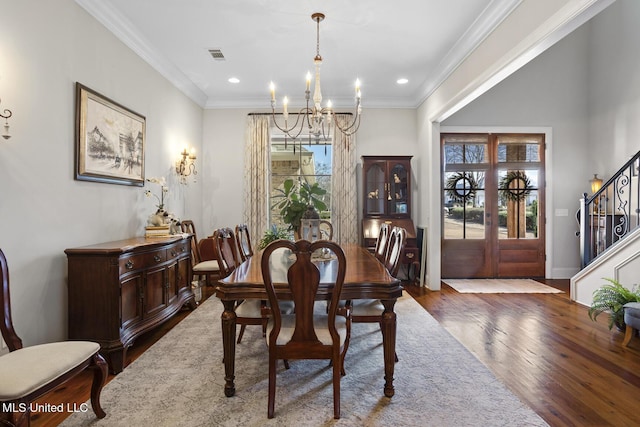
[75,83,145,186]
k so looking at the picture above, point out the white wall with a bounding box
[0,1,203,346]
[200,108,419,237]
[588,0,640,174]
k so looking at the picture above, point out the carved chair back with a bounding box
[384,226,406,277]
[374,222,391,262]
[213,227,241,278]
[235,223,254,262]
[0,249,22,351]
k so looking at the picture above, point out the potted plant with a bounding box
[257,225,291,250]
[272,178,327,234]
[588,278,640,331]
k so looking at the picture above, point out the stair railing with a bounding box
[579,151,640,267]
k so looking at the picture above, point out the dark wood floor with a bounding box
[30,279,640,427]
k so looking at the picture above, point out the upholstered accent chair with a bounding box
[623,302,640,347]
[0,249,107,427]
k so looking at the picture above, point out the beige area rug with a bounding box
[62,295,548,427]
[444,279,564,294]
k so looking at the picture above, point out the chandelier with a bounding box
[269,12,361,142]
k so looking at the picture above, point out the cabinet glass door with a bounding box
[365,162,385,215]
[388,163,409,215]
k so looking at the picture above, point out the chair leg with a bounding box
[268,356,276,418]
[333,353,341,419]
[237,324,247,344]
[89,353,108,419]
[623,325,635,347]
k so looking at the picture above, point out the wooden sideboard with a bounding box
[65,236,196,374]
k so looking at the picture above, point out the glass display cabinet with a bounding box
[361,156,418,278]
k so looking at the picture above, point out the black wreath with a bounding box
[445,172,478,203]
[499,171,533,202]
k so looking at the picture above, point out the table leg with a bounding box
[221,299,237,397]
[380,298,397,398]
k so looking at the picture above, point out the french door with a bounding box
[441,133,545,278]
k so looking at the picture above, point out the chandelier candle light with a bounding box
[270,12,362,142]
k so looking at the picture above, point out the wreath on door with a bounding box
[499,171,533,202]
[445,172,478,203]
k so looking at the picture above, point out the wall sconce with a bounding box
[176,147,197,184]
[0,98,13,140]
[590,173,604,211]
[590,174,603,195]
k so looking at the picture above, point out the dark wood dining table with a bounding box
[216,243,403,398]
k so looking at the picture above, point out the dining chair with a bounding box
[319,220,334,241]
[0,249,107,427]
[180,220,221,287]
[347,226,406,363]
[383,226,407,277]
[212,227,266,344]
[260,239,351,419]
[374,222,391,262]
[234,223,254,262]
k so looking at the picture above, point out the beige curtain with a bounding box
[332,114,359,244]
[244,115,271,250]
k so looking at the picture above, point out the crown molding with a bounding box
[414,0,524,107]
[75,0,208,107]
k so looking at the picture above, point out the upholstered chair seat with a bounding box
[0,341,101,400]
[1,248,107,426]
[266,314,348,346]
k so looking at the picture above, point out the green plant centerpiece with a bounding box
[257,225,291,250]
[272,178,327,233]
[588,278,640,331]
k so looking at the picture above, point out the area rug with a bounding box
[62,295,548,427]
[443,279,564,294]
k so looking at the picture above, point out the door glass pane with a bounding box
[389,163,408,214]
[365,163,385,215]
[443,171,485,239]
[498,169,539,239]
[444,143,489,164]
[497,135,542,163]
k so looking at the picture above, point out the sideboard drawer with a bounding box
[119,250,166,273]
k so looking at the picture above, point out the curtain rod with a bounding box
[248,112,353,116]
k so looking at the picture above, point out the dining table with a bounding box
[216,243,403,398]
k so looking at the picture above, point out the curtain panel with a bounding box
[244,115,271,250]
[332,114,359,244]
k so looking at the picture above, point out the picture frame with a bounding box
[75,82,145,186]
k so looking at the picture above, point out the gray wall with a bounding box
[442,0,640,277]
[0,1,203,347]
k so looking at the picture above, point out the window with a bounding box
[269,132,332,229]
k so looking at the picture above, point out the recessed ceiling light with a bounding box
[397,78,409,85]
[228,77,240,84]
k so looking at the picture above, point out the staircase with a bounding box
[571,151,640,306]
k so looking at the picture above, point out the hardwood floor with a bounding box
[29,280,640,426]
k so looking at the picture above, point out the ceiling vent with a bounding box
[208,49,225,61]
